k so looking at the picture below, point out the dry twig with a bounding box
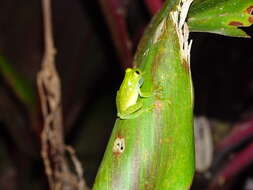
[37,0,88,189]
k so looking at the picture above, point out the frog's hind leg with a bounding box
[118,102,143,119]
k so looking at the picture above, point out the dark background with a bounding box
[1,0,253,189]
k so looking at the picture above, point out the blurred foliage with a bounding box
[188,0,253,37]
[0,56,36,110]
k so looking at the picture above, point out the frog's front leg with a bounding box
[117,100,144,119]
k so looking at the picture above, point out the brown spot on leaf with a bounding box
[249,16,253,23]
[228,21,244,26]
[163,137,173,144]
[246,6,253,15]
[154,100,163,112]
[182,58,189,73]
[112,137,125,156]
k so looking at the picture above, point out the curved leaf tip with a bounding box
[188,0,253,38]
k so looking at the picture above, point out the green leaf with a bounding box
[92,0,195,189]
[0,56,36,110]
[188,0,253,37]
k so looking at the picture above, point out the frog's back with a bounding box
[116,68,142,114]
[116,84,139,113]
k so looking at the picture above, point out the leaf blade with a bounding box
[188,0,253,37]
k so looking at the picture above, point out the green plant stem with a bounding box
[92,0,195,189]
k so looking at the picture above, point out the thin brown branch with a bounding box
[37,0,88,189]
[42,0,56,59]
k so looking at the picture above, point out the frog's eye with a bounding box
[135,70,140,75]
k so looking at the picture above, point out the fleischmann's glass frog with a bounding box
[116,68,151,119]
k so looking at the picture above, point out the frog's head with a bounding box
[125,68,143,86]
[126,68,143,74]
